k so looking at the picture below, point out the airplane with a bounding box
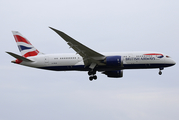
[6,27,176,81]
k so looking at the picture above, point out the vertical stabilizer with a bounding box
[12,31,40,57]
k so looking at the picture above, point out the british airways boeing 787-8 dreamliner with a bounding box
[6,27,176,81]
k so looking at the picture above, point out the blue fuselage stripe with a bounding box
[38,63,174,71]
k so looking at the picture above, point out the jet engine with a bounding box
[105,56,123,67]
[102,70,123,78]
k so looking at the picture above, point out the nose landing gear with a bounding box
[159,67,164,75]
[159,70,162,75]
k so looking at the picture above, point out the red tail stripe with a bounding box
[14,35,32,45]
[23,50,39,58]
[16,59,22,64]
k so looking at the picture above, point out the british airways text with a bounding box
[126,57,155,61]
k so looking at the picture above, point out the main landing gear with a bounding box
[159,67,164,75]
[88,70,97,81]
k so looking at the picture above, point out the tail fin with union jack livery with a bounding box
[12,31,41,57]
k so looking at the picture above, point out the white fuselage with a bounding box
[19,51,175,72]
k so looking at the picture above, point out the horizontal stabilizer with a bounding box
[6,52,33,62]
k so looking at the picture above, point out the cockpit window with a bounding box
[166,55,170,58]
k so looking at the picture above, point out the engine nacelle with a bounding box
[105,56,123,67]
[103,70,123,78]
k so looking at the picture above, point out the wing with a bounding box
[49,27,105,67]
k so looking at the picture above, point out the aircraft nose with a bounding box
[169,59,176,66]
[165,57,176,67]
[172,60,176,65]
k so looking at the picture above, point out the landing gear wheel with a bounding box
[88,71,92,76]
[88,70,96,75]
[89,76,93,81]
[93,75,97,80]
[89,75,97,81]
[159,71,162,75]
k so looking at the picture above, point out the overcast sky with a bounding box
[0,0,179,120]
